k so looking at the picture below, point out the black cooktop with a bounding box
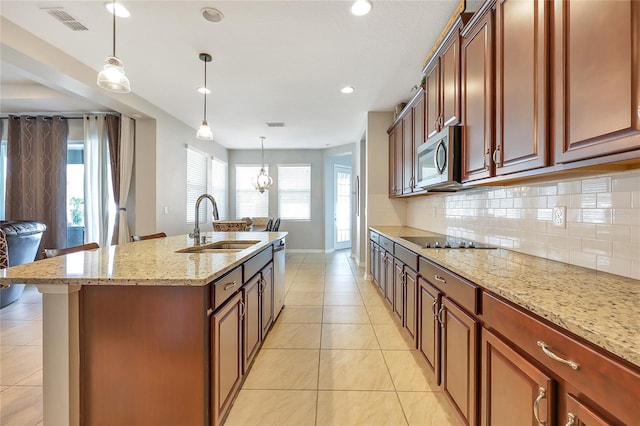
[400,236,497,249]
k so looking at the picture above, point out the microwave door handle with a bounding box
[434,140,446,174]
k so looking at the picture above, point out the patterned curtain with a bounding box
[106,114,121,245]
[5,115,68,252]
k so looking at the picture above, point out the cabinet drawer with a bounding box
[419,257,479,314]
[370,231,379,244]
[394,244,418,271]
[244,247,272,282]
[482,292,640,425]
[379,236,394,254]
[213,266,243,310]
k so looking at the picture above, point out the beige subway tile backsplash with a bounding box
[405,170,640,280]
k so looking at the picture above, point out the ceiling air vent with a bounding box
[266,122,286,128]
[42,7,89,31]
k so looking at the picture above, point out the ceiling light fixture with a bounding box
[351,0,372,16]
[251,136,273,193]
[97,0,131,93]
[105,2,130,17]
[196,53,214,140]
[341,86,355,94]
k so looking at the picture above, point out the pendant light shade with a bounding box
[196,53,214,140]
[97,0,131,93]
[251,137,273,193]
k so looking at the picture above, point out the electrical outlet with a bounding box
[552,206,566,228]
[163,206,169,215]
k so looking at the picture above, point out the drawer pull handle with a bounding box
[437,306,445,327]
[564,413,576,426]
[431,299,437,316]
[434,275,446,283]
[533,387,546,426]
[224,280,238,291]
[239,300,245,319]
[536,341,580,370]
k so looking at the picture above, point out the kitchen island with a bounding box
[0,232,287,426]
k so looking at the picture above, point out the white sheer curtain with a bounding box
[83,114,111,247]
[117,116,134,244]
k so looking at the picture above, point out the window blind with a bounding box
[236,165,269,218]
[211,157,228,220]
[278,165,311,220]
[186,146,207,224]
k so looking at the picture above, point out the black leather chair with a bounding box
[272,218,281,231]
[0,220,47,308]
[265,218,274,231]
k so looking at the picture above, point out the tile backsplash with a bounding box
[406,170,640,280]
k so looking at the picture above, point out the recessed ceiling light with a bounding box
[341,86,355,94]
[201,7,224,23]
[351,0,372,16]
[198,87,211,94]
[105,2,130,17]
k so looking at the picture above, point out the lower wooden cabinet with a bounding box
[393,259,404,321]
[242,274,261,372]
[260,262,274,337]
[384,252,394,307]
[418,276,441,383]
[403,266,418,345]
[212,291,244,426]
[564,394,612,426]
[481,328,554,426]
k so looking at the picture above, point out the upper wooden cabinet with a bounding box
[553,0,640,163]
[402,111,414,193]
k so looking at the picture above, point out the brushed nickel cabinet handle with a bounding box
[533,387,546,426]
[537,341,580,370]
[493,146,502,166]
[564,413,576,426]
[224,280,238,291]
[432,299,437,316]
[434,275,446,283]
[239,300,245,319]
[437,305,445,327]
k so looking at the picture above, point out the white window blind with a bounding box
[211,157,228,220]
[236,165,269,218]
[278,165,311,220]
[186,146,208,224]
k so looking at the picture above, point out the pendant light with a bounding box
[251,137,273,193]
[196,53,214,140]
[97,0,131,93]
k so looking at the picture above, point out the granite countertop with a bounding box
[370,226,640,368]
[0,232,287,287]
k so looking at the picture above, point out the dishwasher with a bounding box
[273,238,286,320]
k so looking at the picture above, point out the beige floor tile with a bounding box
[18,286,42,304]
[0,321,42,346]
[0,385,43,426]
[318,349,394,391]
[361,293,388,309]
[1,319,23,332]
[15,369,43,387]
[322,306,370,324]
[285,291,324,306]
[225,389,317,426]
[316,391,407,426]
[323,292,363,306]
[243,349,319,390]
[383,350,437,391]
[277,306,323,324]
[398,391,464,426]
[289,281,325,292]
[0,345,42,385]
[293,274,326,284]
[324,281,359,293]
[373,323,414,350]
[321,324,379,350]
[263,323,322,349]
[0,303,42,321]
[367,306,398,324]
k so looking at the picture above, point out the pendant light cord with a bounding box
[203,59,207,121]
[261,137,265,168]
[112,0,116,57]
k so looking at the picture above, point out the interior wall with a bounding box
[406,169,640,280]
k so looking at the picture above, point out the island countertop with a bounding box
[0,232,287,287]
[370,226,640,368]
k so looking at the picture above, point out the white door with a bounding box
[334,165,351,250]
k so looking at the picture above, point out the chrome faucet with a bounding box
[189,194,219,241]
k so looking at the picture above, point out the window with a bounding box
[186,146,208,224]
[211,157,228,220]
[236,165,269,218]
[66,141,85,246]
[278,165,311,220]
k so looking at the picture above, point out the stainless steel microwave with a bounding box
[416,125,463,191]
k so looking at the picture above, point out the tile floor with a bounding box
[0,251,461,426]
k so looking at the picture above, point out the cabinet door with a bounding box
[261,262,274,338]
[242,274,261,373]
[369,241,376,283]
[564,394,613,426]
[413,92,426,187]
[212,292,243,426]
[384,253,394,307]
[393,259,404,321]
[440,32,462,128]
[402,111,414,194]
[388,128,397,197]
[403,266,418,347]
[418,277,441,384]
[442,297,479,426]
[462,8,494,182]
[394,123,404,196]
[426,62,441,138]
[481,328,555,426]
[553,0,640,163]
[495,0,548,175]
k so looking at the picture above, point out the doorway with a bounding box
[334,164,351,250]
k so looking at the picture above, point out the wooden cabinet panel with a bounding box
[442,297,479,426]
[564,394,613,426]
[404,266,418,346]
[213,266,243,310]
[388,129,396,196]
[413,91,426,148]
[212,292,243,426]
[426,62,441,139]
[394,122,404,196]
[553,0,640,163]
[418,277,441,384]
[242,275,261,373]
[419,256,479,315]
[481,328,555,426]
[495,0,548,175]
[244,246,272,282]
[379,246,387,295]
[384,252,394,307]
[441,34,462,128]
[393,259,404,321]
[260,262,274,338]
[402,112,414,193]
[461,7,494,182]
[369,241,377,283]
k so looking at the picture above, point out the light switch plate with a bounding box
[552,206,566,228]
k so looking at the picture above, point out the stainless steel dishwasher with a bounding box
[273,238,286,320]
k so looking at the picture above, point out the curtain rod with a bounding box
[0,113,119,120]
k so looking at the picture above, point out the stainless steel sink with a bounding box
[176,240,261,254]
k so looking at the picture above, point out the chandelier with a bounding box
[196,53,214,140]
[251,136,273,193]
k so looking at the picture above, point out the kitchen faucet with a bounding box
[189,193,219,241]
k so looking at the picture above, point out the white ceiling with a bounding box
[0,1,465,149]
